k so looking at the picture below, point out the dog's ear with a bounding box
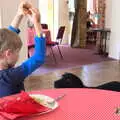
[54,72,85,88]
[62,72,74,78]
[62,72,69,77]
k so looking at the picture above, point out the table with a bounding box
[0,88,120,120]
[87,28,111,56]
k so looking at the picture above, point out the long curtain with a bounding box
[71,0,87,48]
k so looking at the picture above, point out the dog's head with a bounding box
[54,72,84,88]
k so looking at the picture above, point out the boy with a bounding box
[0,2,46,97]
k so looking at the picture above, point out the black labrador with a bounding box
[54,72,120,92]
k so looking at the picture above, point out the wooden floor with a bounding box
[24,60,120,91]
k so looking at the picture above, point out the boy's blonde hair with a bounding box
[0,28,22,53]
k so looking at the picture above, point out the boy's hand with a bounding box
[18,1,32,16]
[10,1,32,29]
[29,8,42,36]
[29,8,41,24]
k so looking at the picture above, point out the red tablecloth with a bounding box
[0,88,120,120]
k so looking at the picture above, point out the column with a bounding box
[71,0,87,48]
[59,0,69,44]
[79,0,87,48]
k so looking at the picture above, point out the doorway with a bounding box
[39,0,54,40]
[86,0,106,50]
[39,0,69,44]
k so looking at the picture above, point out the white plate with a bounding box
[29,94,59,115]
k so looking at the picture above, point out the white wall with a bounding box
[0,0,38,65]
[39,0,48,24]
[68,0,75,12]
[38,0,69,44]
[39,0,69,44]
[108,0,120,59]
[105,0,112,28]
[54,0,59,40]
[87,0,94,12]
[58,0,69,44]
[105,0,112,53]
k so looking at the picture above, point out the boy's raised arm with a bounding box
[21,8,46,76]
[8,1,32,34]
[29,8,42,37]
[7,7,46,83]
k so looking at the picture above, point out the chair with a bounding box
[47,26,65,63]
[41,24,48,29]
[27,27,35,58]
[27,26,65,63]
[28,44,35,58]
[27,24,48,58]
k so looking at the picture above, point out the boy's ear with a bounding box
[3,49,13,57]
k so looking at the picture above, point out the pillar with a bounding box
[71,0,87,48]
